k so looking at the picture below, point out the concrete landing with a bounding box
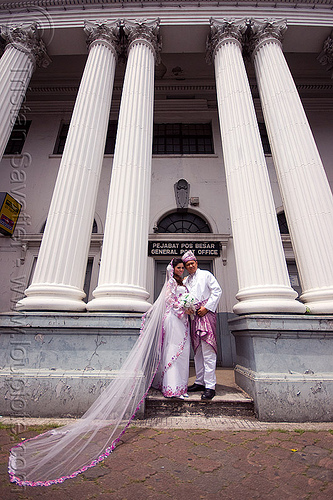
[144,367,254,418]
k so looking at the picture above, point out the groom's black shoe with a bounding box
[201,389,216,400]
[187,383,205,392]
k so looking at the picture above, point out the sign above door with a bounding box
[148,241,220,257]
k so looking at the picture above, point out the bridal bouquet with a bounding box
[179,293,197,318]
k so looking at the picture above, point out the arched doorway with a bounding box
[156,212,211,233]
[150,210,233,366]
[153,211,213,298]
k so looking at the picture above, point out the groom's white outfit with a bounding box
[182,251,222,398]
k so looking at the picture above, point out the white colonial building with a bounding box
[0,0,332,421]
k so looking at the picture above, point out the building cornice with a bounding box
[23,82,333,114]
[1,4,332,46]
[1,0,333,8]
[27,81,333,94]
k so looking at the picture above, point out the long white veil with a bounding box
[8,264,175,487]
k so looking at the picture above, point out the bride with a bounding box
[152,258,190,399]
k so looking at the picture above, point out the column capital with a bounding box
[123,18,161,64]
[317,30,333,79]
[206,18,247,64]
[250,19,287,55]
[84,20,121,57]
[1,22,51,69]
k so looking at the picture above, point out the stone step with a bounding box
[144,386,254,418]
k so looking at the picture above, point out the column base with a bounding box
[233,286,306,314]
[230,314,333,422]
[16,284,87,312]
[0,312,144,417]
[300,287,333,314]
[87,284,151,313]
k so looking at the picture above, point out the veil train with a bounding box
[8,268,174,487]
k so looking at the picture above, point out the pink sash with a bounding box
[191,309,217,354]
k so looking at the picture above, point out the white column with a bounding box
[0,23,50,159]
[252,20,333,314]
[17,21,120,311]
[87,20,161,312]
[208,19,305,314]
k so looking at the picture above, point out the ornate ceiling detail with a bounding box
[317,31,333,78]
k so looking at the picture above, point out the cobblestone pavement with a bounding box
[0,418,332,499]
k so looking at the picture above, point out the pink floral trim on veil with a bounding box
[9,359,160,487]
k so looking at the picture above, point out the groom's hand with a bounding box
[197,306,208,317]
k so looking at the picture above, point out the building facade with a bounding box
[0,0,332,421]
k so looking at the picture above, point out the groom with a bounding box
[182,250,222,400]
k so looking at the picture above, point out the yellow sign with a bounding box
[0,193,22,236]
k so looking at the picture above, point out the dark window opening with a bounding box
[53,123,69,154]
[287,260,302,298]
[258,122,271,155]
[40,219,98,233]
[104,121,117,154]
[4,120,31,155]
[54,121,214,156]
[27,257,37,288]
[83,257,94,302]
[157,212,211,233]
[278,212,289,234]
[54,121,118,155]
[153,123,214,155]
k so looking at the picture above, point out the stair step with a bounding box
[144,388,254,418]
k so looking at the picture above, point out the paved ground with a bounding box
[0,418,332,500]
[1,370,332,499]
